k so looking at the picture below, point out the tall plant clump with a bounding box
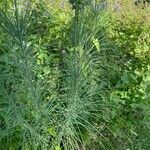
[0,0,54,149]
[52,1,122,150]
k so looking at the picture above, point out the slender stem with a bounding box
[73,0,79,97]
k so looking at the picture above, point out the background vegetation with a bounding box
[0,0,150,149]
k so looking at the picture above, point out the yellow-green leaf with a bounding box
[92,37,100,52]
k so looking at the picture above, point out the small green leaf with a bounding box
[47,127,57,137]
[130,129,138,136]
[55,145,61,150]
[92,37,100,52]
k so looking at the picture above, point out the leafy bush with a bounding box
[105,0,150,149]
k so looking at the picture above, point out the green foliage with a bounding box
[0,0,150,150]
[105,1,150,149]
